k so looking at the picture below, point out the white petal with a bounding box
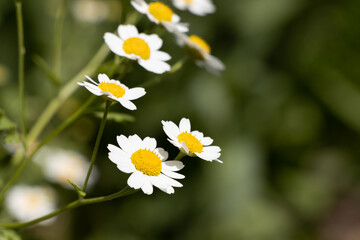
[200,137,213,146]
[162,170,185,179]
[141,177,153,195]
[195,151,221,162]
[159,174,182,187]
[104,33,126,57]
[81,83,102,96]
[116,162,136,173]
[162,160,184,171]
[180,141,190,154]
[117,135,130,150]
[128,134,142,147]
[98,73,110,83]
[202,55,225,75]
[127,171,144,189]
[140,34,162,50]
[151,51,171,61]
[85,75,99,85]
[138,59,170,74]
[142,137,157,151]
[192,131,204,140]
[161,120,180,140]
[118,25,139,40]
[179,118,191,132]
[126,87,146,100]
[172,0,187,10]
[108,144,128,157]
[119,99,137,111]
[154,148,168,161]
[131,0,148,14]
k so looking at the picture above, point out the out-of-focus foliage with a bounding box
[1,0,360,239]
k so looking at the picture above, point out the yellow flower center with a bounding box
[98,82,126,98]
[178,132,203,153]
[182,0,193,3]
[188,35,211,54]
[131,149,162,176]
[148,2,174,22]
[123,37,151,60]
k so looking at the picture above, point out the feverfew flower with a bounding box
[108,134,185,195]
[104,25,171,74]
[5,185,57,225]
[172,0,215,16]
[78,73,146,110]
[162,118,222,163]
[131,0,188,33]
[175,32,225,75]
[36,148,98,189]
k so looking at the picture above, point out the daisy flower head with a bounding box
[104,25,171,74]
[162,118,222,163]
[108,134,185,195]
[35,147,98,189]
[5,185,57,225]
[131,0,188,33]
[175,31,225,75]
[172,0,216,16]
[78,73,146,110]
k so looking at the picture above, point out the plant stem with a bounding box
[15,0,27,145]
[0,186,138,229]
[174,151,186,161]
[82,100,111,192]
[53,0,65,78]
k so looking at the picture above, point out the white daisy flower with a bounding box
[35,147,98,189]
[104,25,171,74]
[175,31,225,75]
[131,0,188,33]
[78,73,146,110]
[172,0,216,16]
[108,134,185,195]
[5,185,57,225]
[162,118,222,163]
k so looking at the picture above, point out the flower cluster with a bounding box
[75,0,224,195]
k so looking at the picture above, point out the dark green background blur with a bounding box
[1,0,360,239]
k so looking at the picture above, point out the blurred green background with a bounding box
[1,0,360,239]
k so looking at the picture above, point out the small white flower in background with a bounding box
[131,0,188,33]
[5,185,57,225]
[78,73,146,110]
[162,118,222,163]
[104,25,171,74]
[172,0,215,16]
[174,31,225,75]
[108,134,185,195]
[35,148,98,189]
[72,0,110,23]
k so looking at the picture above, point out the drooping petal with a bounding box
[127,171,144,189]
[138,58,171,74]
[162,160,185,171]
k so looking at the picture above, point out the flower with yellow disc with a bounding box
[131,0,188,33]
[104,24,171,74]
[162,118,222,163]
[172,0,215,16]
[108,134,185,195]
[78,73,146,110]
[174,31,225,75]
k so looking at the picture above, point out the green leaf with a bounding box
[0,110,16,131]
[93,112,135,123]
[0,229,22,240]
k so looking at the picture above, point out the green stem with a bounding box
[0,186,138,229]
[53,0,65,78]
[15,0,27,145]
[174,151,186,161]
[27,43,109,145]
[0,96,96,204]
[82,100,111,192]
